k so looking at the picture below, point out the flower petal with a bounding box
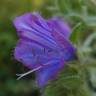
[32,12,51,31]
[13,12,76,88]
[36,59,64,87]
[13,12,57,50]
[52,30,76,61]
[14,38,60,69]
[48,17,71,39]
[14,39,44,69]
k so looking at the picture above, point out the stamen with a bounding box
[16,60,58,80]
[16,66,42,80]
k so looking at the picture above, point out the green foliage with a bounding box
[70,22,84,44]
[43,62,91,96]
[47,0,96,26]
[42,0,96,96]
[0,0,96,96]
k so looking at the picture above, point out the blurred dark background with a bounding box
[0,0,96,96]
[0,0,46,96]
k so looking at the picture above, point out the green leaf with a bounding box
[70,22,84,44]
[43,63,90,96]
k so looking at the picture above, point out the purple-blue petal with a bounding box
[14,39,44,69]
[48,17,71,39]
[51,30,76,61]
[13,12,57,50]
[13,12,76,87]
[14,39,60,69]
[36,59,64,87]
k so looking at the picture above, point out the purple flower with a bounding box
[13,12,76,87]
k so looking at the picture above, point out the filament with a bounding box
[16,66,42,80]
